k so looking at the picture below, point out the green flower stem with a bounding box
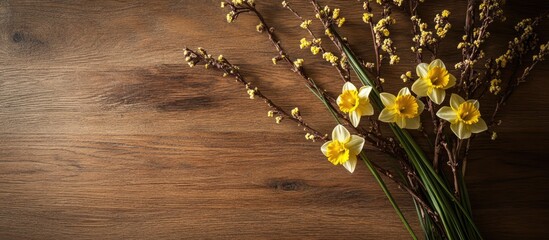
[390,126,456,240]
[306,84,341,125]
[458,169,473,214]
[412,200,431,239]
[401,129,482,238]
[360,152,418,240]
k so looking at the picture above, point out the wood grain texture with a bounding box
[0,0,548,239]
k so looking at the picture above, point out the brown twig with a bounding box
[368,158,440,223]
[442,141,460,199]
[283,2,351,82]
[183,47,328,141]
[432,122,446,172]
[461,138,472,176]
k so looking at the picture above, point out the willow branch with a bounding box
[283,2,351,83]
[184,47,328,141]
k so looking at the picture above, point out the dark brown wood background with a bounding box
[1,0,548,239]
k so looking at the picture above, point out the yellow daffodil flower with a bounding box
[412,59,456,104]
[436,94,487,139]
[337,82,374,127]
[378,87,424,129]
[321,125,365,173]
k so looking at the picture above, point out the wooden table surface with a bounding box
[1,1,548,239]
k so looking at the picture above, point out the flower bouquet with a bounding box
[183,0,547,239]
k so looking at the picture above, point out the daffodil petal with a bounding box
[468,100,479,109]
[398,87,412,96]
[459,123,472,139]
[346,135,365,155]
[429,59,446,70]
[342,154,357,173]
[445,74,456,89]
[396,116,407,129]
[342,82,357,92]
[416,63,428,78]
[471,118,487,133]
[411,78,430,97]
[450,94,465,110]
[350,111,360,127]
[436,106,458,122]
[358,102,374,116]
[320,141,330,156]
[428,88,445,104]
[450,123,459,138]
[406,117,421,129]
[380,93,396,107]
[378,108,396,123]
[451,122,471,139]
[417,99,425,114]
[332,124,350,142]
[358,86,372,98]
[336,95,342,105]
